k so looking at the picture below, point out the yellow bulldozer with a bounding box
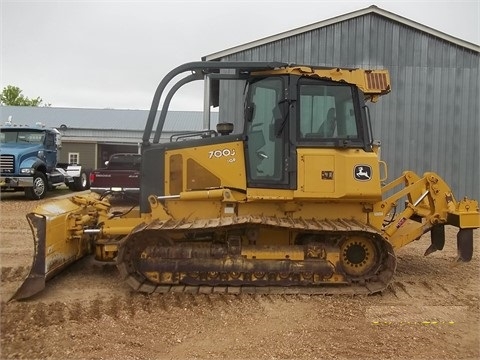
[12,61,479,300]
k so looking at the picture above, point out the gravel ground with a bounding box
[0,190,479,360]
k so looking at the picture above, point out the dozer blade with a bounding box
[10,196,97,301]
[456,228,473,262]
[10,213,48,300]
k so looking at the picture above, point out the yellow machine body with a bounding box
[11,61,479,300]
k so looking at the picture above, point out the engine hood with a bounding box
[0,143,45,173]
[0,142,44,157]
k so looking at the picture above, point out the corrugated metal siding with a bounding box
[0,106,219,132]
[61,129,144,143]
[215,13,479,200]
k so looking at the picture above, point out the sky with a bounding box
[1,0,479,112]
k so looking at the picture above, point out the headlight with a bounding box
[20,168,35,175]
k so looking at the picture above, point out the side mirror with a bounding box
[244,104,255,123]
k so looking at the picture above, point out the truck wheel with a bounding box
[25,172,47,200]
[72,170,90,191]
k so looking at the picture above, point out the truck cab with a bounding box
[0,121,90,199]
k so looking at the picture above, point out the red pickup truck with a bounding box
[89,153,141,198]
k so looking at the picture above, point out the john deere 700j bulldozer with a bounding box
[12,61,479,300]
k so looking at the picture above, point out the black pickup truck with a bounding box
[89,153,141,198]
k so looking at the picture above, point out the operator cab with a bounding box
[139,62,389,210]
[244,73,371,189]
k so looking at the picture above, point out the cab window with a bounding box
[245,77,286,184]
[298,81,358,140]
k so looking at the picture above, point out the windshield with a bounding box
[108,154,142,170]
[0,130,45,144]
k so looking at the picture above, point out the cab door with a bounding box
[43,131,58,172]
[244,76,293,189]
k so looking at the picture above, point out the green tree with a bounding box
[0,85,49,106]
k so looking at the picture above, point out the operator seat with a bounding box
[318,108,336,137]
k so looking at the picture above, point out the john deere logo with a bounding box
[354,165,372,181]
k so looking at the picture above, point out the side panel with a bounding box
[140,139,247,213]
[165,140,246,195]
[295,148,382,200]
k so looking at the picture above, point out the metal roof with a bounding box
[0,106,219,132]
[203,5,479,61]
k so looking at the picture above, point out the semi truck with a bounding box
[0,120,90,200]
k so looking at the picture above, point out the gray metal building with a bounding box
[204,5,480,200]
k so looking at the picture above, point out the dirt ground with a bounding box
[0,190,479,360]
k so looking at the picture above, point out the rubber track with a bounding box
[117,215,397,295]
